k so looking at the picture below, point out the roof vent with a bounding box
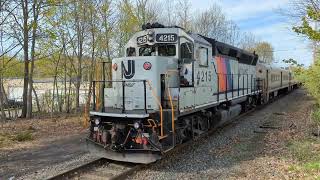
[142,22,165,30]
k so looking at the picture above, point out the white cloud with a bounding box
[190,0,313,66]
[216,0,289,21]
[250,22,312,66]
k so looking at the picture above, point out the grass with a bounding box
[0,131,34,147]
[13,131,34,142]
[312,107,320,136]
[285,107,320,178]
[287,139,319,162]
[287,136,320,177]
[0,134,10,147]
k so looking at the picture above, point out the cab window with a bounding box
[126,47,136,57]
[181,42,193,59]
[139,46,156,56]
[198,47,208,66]
[158,44,176,56]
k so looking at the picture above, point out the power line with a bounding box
[260,47,311,52]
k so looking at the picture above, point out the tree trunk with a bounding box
[0,81,11,119]
[56,79,62,112]
[64,60,67,112]
[32,87,40,112]
[21,0,29,118]
[0,78,6,120]
[75,78,80,111]
[52,50,61,115]
[26,1,39,119]
[67,77,72,113]
[51,75,56,117]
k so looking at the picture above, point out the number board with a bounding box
[156,34,177,43]
[137,35,147,45]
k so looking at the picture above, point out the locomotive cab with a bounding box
[87,25,193,163]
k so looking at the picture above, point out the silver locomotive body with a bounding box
[87,23,297,164]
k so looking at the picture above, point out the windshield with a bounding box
[139,46,156,56]
[139,44,176,57]
[158,44,176,56]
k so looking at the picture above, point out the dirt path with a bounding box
[0,133,91,179]
[0,115,96,180]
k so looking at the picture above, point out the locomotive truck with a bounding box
[87,23,298,164]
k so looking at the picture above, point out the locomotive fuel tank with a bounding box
[216,104,242,126]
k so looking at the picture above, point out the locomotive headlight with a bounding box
[147,30,154,35]
[95,118,100,125]
[148,36,154,42]
[112,63,118,71]
[134,122,140,129]
[147,30,154,42]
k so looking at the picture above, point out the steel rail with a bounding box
[46,158,145,180]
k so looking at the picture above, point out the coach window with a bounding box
[127,47,136,57]
[181,42,193,59]
[198,47,208,66]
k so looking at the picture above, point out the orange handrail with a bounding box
[146,80,164,137]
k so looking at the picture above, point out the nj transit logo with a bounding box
[122,60,135,79]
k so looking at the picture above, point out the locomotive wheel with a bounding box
[175,117,193,144]
[175,128,185,144]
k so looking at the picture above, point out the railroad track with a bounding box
[47,158,144,180]
[47,92,291,180]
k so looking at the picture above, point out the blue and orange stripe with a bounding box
[216,56,232,92]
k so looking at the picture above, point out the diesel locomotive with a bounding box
[86,23,298,164]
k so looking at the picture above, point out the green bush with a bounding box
[297,62,320,105]
[312,108,320,123]
[310,107,320,138]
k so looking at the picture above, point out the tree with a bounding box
[98,0,116,60]
[5,0,56,118]
[192,4,244,46]
[193,4,226,37]
[135,0,159,27]
[282,58,304,67]
[249,42,274,64]
[117,0,139,56]
[161,0,177,26]
[26,0,47,118]
[286,0,320,63]
[176,0,192,30]
[282,58,304,76]
[297,61,320,135]
[292,1,320,41]
[288,0,320,136]
[239,32,257,51]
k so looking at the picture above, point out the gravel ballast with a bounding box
[132,89,312,179]
[1,89,313,179]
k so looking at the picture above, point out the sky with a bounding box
[190,0,313,67]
